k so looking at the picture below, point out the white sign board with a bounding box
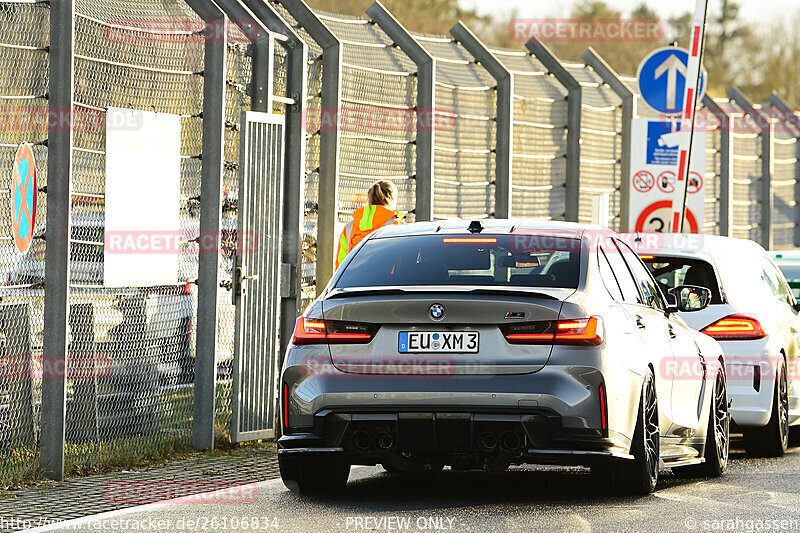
[104,108,181,287]
[627,118,705,233]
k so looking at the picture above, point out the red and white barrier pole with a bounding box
[672,0,709,232]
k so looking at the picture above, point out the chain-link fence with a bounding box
[2,0,800,485]
[270,1,320,312]
[316,11,417,224]
[493,47,567,220]
[62,0,205,471]
[0,0,48,485]
[568,61,623,227]
[702,107,723,235]
[771,121,798,247]
[414,32,496,219]
[722,99,763,242]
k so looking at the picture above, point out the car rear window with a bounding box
[336,234,580,289]
[776,262,800,283]
[640,255,724,304]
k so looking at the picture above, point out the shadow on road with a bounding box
[292,467,687,511]
[284,438,800,511]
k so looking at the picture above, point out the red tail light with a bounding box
[282,382,289,431]
[292,317,377,345]
[599,383,608,430]
[503,317,603,346]
[701,314,767,341]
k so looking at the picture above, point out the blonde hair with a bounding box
[366,180,397,207]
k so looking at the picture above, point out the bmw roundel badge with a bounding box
[429,303,445,321]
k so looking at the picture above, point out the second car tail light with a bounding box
[700,314,767,341]
[503,316,603,346]
[292,316,378,345]
[282,382,289,431]
[599,382,608,430]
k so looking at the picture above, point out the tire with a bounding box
[594,369,659,495]
[674,370,729,478]
[279,454,350,493]
[743,364,788,458]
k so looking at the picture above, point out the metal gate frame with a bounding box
[231,111,286,442]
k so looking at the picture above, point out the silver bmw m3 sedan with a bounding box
[278,220,729,494]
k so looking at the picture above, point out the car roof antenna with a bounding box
[468,220,484,234]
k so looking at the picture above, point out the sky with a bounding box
[458,0,798,24]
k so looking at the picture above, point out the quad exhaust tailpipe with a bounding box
[376,433,394,451]
[352,431,394,452]
[352,431,371,451]
[501,432,522,451]
[478,432,498,452]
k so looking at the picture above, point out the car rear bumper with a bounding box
[280,360,640,467]
[722,343,779,427]
[278,409,632,468]
[283,362,612,432]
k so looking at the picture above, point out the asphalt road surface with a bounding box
[30,438,800,533]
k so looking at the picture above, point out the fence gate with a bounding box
[231,111,285,442]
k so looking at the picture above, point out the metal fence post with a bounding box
[767,92,800,248]
[702,95,733,237]
[526,38,581,222]
[581,47,634,231]
[275,0,340,294]
[238,0,308,360]
[214,0,271,113]
[729,87,774,250]
[41,0,74,481]
[450,22,513,219]
[367,1,435,222]
[185,0,227,452]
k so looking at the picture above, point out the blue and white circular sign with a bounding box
[636,47,707,115]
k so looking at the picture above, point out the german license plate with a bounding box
[398,331,479,353]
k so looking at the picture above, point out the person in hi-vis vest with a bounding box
[335,180,404,269]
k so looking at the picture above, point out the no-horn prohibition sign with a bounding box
[11,144,37,254]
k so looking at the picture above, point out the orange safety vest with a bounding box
[336,205,403,268]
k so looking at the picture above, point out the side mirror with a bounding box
[668,285,712,313]
[792,302,800,313]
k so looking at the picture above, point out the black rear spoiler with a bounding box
[325,286,564,301]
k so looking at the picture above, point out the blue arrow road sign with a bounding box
[637,47,706,115]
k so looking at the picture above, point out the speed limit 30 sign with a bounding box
[635,200,699,234]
